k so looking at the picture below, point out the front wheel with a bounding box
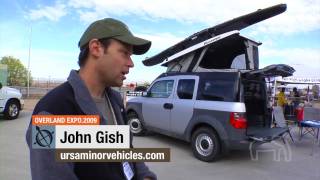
[4,100,20,120]
[191,127,221,162]
[127,112,146,136]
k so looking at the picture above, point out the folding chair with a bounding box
[273,106,295,143]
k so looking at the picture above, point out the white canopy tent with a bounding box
[272,77,320,104]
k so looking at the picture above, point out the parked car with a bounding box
[126,4,294,161]
[0,82,24,119]
[126,64,294,161]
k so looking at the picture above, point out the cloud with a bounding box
[137,33,183,52]
[29,2,67,21]
[27,0,320,35]
[261,48,320,66]
[251,0,320,34]
[76,10,103,24]
[67,0,320,34]
[260,47,320,77]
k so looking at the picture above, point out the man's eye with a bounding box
[122,51,129,56]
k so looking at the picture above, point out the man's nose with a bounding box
[128,57,134,68]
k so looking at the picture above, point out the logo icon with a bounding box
[33,126,55,148]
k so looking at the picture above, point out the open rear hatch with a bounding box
[244,64,295,78]
[243,64,295,142]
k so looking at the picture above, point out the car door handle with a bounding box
[163,103,173,110]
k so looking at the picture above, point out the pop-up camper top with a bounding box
[142,4,287,72]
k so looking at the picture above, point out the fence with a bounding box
[12,85,133,99]
[0,64,8,86]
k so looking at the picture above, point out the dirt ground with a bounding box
[23,98,40,111]
[313,101,320,108]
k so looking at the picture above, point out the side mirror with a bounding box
[143,91,152,97]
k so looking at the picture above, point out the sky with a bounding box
[0,0,319,84]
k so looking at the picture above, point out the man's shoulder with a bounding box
[33,82,78,114]
[46,81,73,97]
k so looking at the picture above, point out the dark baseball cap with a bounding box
[78,18,151,55]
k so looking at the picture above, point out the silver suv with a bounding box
[126,4,292,161]
[126,65,293,161]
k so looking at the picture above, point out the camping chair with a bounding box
[299,107,320,140]
[273,106,295,143]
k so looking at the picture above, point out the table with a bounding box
[299,120,320,155]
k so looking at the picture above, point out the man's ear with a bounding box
[88,39,103,58]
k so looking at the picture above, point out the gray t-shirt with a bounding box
[93,94,116,125]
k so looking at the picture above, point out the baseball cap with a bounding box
[78,18,151,55]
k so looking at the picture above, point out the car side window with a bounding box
[177,79,195,99]
[199,80,236,102]
[149,80,174,98]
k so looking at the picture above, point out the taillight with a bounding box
[230,112,247,129]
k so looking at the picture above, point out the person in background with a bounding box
[277,87,287,108]
[292,87,300,109]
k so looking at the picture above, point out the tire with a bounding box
[127,111,146,136]
[4,100,20,120]
[191,127,221,162]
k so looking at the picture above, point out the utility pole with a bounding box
[27,25,32,98]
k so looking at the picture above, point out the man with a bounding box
[291,87,300,109]
[26,18,156,180]
[277,88,287,108]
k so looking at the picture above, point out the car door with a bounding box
[142,77,176,132]
[171,76,198,136]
